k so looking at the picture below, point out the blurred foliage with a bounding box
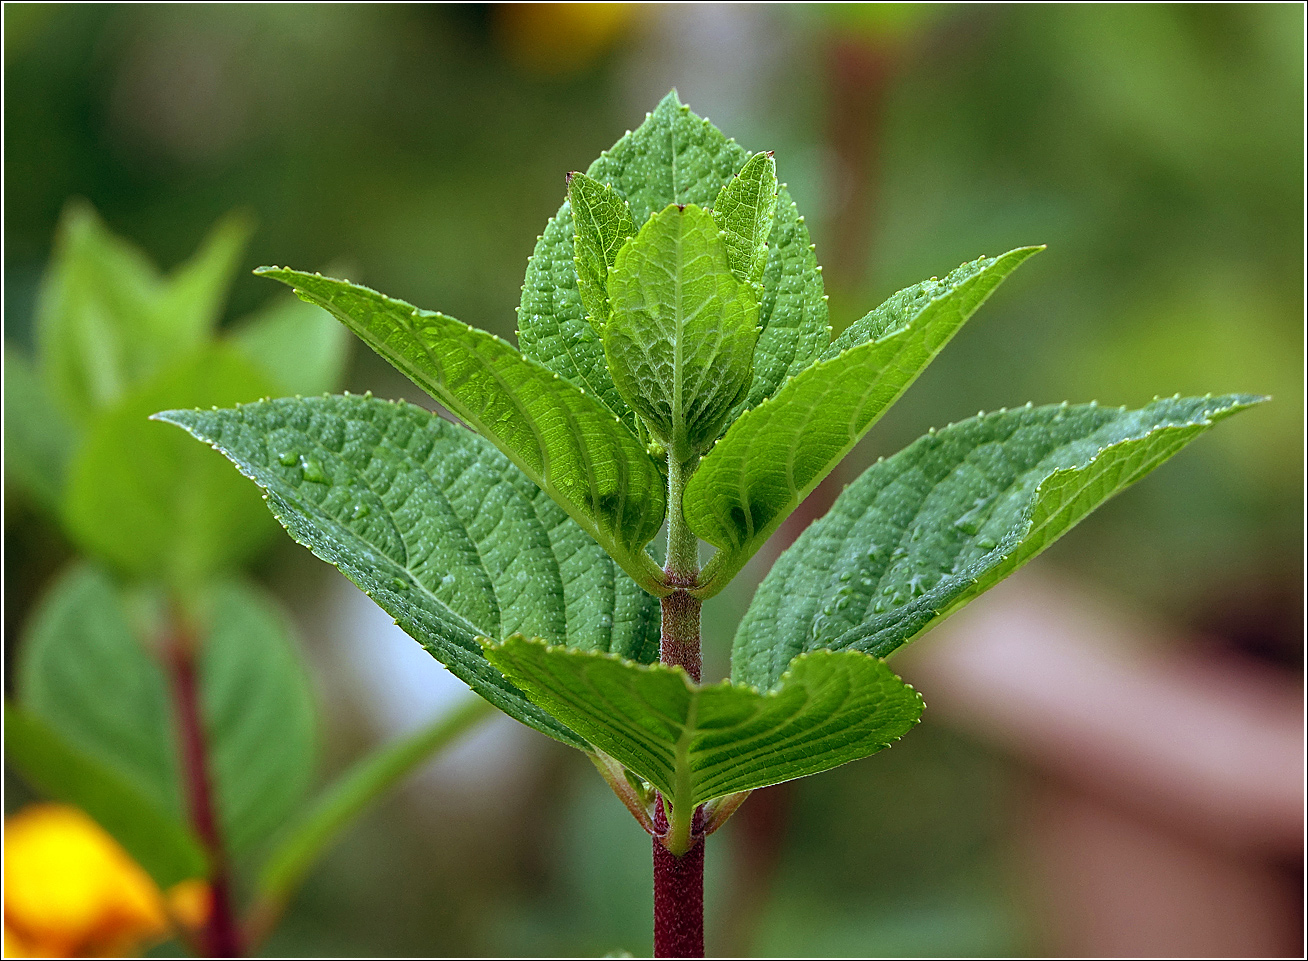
[5,3,1300,957]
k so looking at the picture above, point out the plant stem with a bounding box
[165,614,243,958]
[653,798,705,958]
[655,452,705,957]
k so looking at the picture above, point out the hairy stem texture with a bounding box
[653,800,705,958]
[656,451,706,955]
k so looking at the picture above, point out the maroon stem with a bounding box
[660,590,702,683]
[165,618,243,957]
[653,799,705,958]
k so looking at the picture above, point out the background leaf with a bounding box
[200,580,317,857]
[688,248,1040,595]
[19,563,182,817]
[3,345,78,512]
[35,201,251,421]
[517,91,829,433]
[229,292,352,398]
[733,394,1264,689]
[157,394,664,748]
[485,637,923,813]
[255,269,667,591]
[61,345,279,586]
[604,204,760,461]
[4,702,207,889]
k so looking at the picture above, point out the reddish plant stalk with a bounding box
[653,799,705,958]
[165,618,243,957]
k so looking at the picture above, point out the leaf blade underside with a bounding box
[484,636,923,815]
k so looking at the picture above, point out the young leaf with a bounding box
[568,171,635,331]
[19,564,183,818]
[4,703,207,889]
[254,268,667,592]
[517,92,828,432]
[229,292,351,398]
[484,636,922,841]
[733,394,1265,690]
[155,394,663,748]
[688,248,1041,596]
[4,345,78,512]
[36,202,251,421]
[712,151,778,287]
[61,346,279,587]
[604,204,760,462]
[200,581,316,857]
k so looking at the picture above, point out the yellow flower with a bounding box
[3,804,209,958]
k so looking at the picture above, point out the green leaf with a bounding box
[19,564,183,818]
[3,345,78,512]
[35,202,251,421]
[229,292,351,397]
[568,171,635,332]
[155,394,663,748]
[517,92,828,433]
[4,702,207,889]
[733,394,1265,690]
[484,636,922,849]
[200,581,317,857]
[712,151,778,287]
[254,268,667,593]
[604,204,760,462]
[61,345,279,586]
[688,248,1041,596]
[257,697,494,911]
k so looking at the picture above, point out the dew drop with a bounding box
[391,577,409,591]
[301,458,331,485]
[954,516,982,535]
[836,598,850,611]
[278,451,300,467]
[977,537,998,550]
[838,571,853,582]
[351,502,370,520]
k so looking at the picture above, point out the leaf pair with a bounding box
[519,92,830,441]
[571,151,777,462]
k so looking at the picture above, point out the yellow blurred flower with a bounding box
[3,804,209,958]
[495,3,638,76]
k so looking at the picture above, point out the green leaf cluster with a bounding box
[159,92,1263,849]
[5,201,352,586]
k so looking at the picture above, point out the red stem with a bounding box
[166,619,243,957]
[653,799,705,958]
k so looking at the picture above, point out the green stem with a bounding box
[664,454,700,587]
[245,696,495,945]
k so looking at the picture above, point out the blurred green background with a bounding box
[5,4,1302,957]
